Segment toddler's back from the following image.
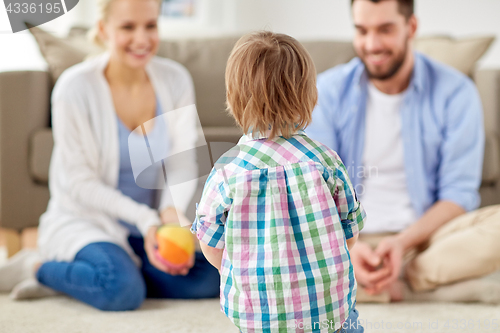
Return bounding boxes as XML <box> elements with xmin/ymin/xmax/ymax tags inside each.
<box><xmin>196</xmin><ymin>130</ymin><xmax>366</xmax><ymax>332</ymax></box>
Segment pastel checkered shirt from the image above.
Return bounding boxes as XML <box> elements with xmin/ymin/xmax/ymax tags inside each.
<box><xmin>192</xmin><ymin>131</ymin><xmax>366</xmax><ymax>332</ymax></box>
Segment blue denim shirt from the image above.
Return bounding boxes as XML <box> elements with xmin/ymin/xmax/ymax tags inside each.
<box><xmin>306</xmin><ymin>52</ymin><xmax>484</xmax><ymax>216</ymax></box>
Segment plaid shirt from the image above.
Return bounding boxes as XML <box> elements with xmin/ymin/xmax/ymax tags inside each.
<box><xmin>192</xmin><ymin>131</ymin><xmax>366</xmax><ymax>332</ymax></box>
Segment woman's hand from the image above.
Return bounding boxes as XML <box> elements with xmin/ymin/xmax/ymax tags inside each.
<box><xmin>144</xmin><ymin>225</ymin><xmax>194</xmax><ymax>276</ymax></box>
<box><xmin>157</xmin><ymin>207</ymin><xmax>198</xmax><ymax>272</ymax></box>
<box><xmin>160</xmin><ymin>206</ymin><xmax>191</xmax><ymax>226</ymax></box>
<box><xmin>161</xmin><ymin>206</ymin><xmax>202</xmax><ymax>253</ymax></box>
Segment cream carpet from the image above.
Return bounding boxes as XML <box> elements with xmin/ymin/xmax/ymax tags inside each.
<box><xmin>1</xmin><ymin>294</ymin><xmax>499</xmax><ymax>333</ymax></box>
<box><xmin>1</xmin><ymin>250</ymin><xmax>500</xmax><ymax>332</ymax></box>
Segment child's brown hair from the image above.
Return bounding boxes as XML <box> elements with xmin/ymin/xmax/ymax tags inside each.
<box><xmin>225</xmin><ymin>31</ymin><xmax>318</xmax><ymax>140</ymax></box>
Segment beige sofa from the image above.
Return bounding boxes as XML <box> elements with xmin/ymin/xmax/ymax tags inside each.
<box><xmin>0</xmin><ymin>35</ymin><xmax>499</xmax><ymax>231</ymax></box>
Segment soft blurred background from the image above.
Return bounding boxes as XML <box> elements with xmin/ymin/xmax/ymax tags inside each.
<box><xmin>1</xmin><ymin>0</ymin><xmax>500</xmax><ymax>72</ymax></box>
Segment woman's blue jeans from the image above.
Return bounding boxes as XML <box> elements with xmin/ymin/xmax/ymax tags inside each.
<box><xmin>36</xmin><ymin>236</ymin><xmax>220</xmax><ymax>311</ymax></box>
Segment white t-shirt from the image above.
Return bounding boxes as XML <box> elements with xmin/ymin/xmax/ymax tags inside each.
<box><xmin>359</xmin><ymin>82</ymin><xmax>418</xmax><ymax>234</ymax></box>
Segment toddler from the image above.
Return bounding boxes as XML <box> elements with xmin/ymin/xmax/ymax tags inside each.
<box><xmin>192</xmin><ymin>31</ymin><xmax>366</xmax><ymax>333</ymax></box>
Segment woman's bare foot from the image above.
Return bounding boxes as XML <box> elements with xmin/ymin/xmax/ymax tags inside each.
<box><xmin>33</xmin><ymin>262</ymin><xmax>42</xmax><ymax>275</ymax></box>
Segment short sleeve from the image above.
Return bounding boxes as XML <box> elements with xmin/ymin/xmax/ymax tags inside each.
<box><xmin>323</xmin><ymin>162</ymin><xmax>366</xmax><ymax>239</ymax></box>
<box><xmin>191</xmin><ymin>169</ymin><xmax>232</xmax><ymax>249</ymax></box>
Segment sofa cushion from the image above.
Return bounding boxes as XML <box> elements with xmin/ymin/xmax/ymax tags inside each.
<box><xmin>27</xmin><ymin>25</ymin><xmax>104</xmax><ymax>84</ymax></box>
<box><xmin>157</xmin><ymin>37</ymin><xmax>241</xmax><ymax>128</ymax></box>
<box><xmin>27</xmin><ymin>27</ymin><xmax>499</xmax><ymax>189</ymax></box>
<box><xmin>158</xmin><ymin>39</ymin><xmax>356</xmax><ymax>128</ymax></box>
<box><xmin>29</xmin><ymin>128</ymin><xmax>53</xmax><ymax>184</ymax></box>
<box><xmin>29</xmin><ymin>127</ymin><xmax>499</xmax><ymax>187</ymax></box>
<box><xmin>414</xmin><ymin>36</ymin><xmax>495</xmax><ymax>77</ymax></box>
<box><xmin>301</xmin><ymin>41</ymin><xmax>356</xmax><ymax>74</ymax></box>
<box><xmin>28</xmin><ymin>127</ymin><xmax>243</xmax><ymax>184</ymax></box>
<box><xmin>28</xmin><ymin>26</ymin><xmax>357</xmax><ymax>131</ymax></box>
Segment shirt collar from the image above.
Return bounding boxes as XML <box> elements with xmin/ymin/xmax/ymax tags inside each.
<box><xmin>354</xmin><ymin>51</ymin><xmax>424</xmax><ymax>93</ymax></box>
<box><xmin>238</xmin><ymin>129</ymin><xmax>306</xmax><ymax>144</ymax></box>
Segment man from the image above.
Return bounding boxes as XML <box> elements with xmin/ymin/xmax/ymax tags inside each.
<box><xmin>307</xmin><ymin>0</ymin><xmax>500</xmax><ymax>303</ymax></box>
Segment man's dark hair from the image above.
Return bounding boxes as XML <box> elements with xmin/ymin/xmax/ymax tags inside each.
<box><xmin>351</xmin><ymin>0</ymin><xmax>414</xmax><ymax>20</ymax></box>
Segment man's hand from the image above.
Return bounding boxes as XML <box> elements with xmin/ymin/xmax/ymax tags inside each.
<box><xmin>350</xmin><ymin>241</ymin><xmax>392</xmax><ymax>291</ymax></box>
<box><xmin>364</xmin><ymin>235</ymin><xmax>405</xmax><ymax>294</ymax></box>
<box><xmin>144</xmin><ymin>225</ymin><xmax>195</xmax><ymax>276</ymax></box>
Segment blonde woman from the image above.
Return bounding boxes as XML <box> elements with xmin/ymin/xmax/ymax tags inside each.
<box><xmin>4</xmin><ymin>0</ymin><xmax>219</xmax><ymax>310</ymax></box>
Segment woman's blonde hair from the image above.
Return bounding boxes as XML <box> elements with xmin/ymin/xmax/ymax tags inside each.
<box><xmin>225</xmin><ymin>31</ymin><xmax>318</xmax><ymax>140</ymax></box>
<box><xmin>88</xmin><ymin>0</ymin><xmax>162</xmax><ymax>47</ymax></box>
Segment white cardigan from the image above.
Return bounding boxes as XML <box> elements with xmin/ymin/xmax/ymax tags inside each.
<box><xmin>38</xmin><ymin>53</ymin><xmax>198</xmax><ymax>263</ymax></box>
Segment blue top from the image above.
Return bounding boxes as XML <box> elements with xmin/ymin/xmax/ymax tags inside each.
<box><xmin>306</xmin><ymin>52</ymin><xmax>484</xmax><ymax>216</ymax></box>
<box><xmin>117</xmin><ymin>99</ymin><xmax>169</xmax><ymax>236</ymax></box>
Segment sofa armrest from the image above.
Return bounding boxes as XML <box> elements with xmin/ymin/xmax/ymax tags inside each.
<box><xmin>0</xmin><ymin>70</ymin><xmax>51</xmax><ymax>230</ymax></box>
<box><xmin>474</xmin><ymin>69</ymin><xmax>500</xmax><ymax>185</ymax></box>
<box><xmin>475</xmin><ymin>69</ymin><xmax>500</xmax><ymax>142</ymax></box>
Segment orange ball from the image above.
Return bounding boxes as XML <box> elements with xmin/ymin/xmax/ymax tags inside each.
<box><xmin>155</xmin><ymin>225</ymin><xmax>195</xmax><ymax>269</ymax></box>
